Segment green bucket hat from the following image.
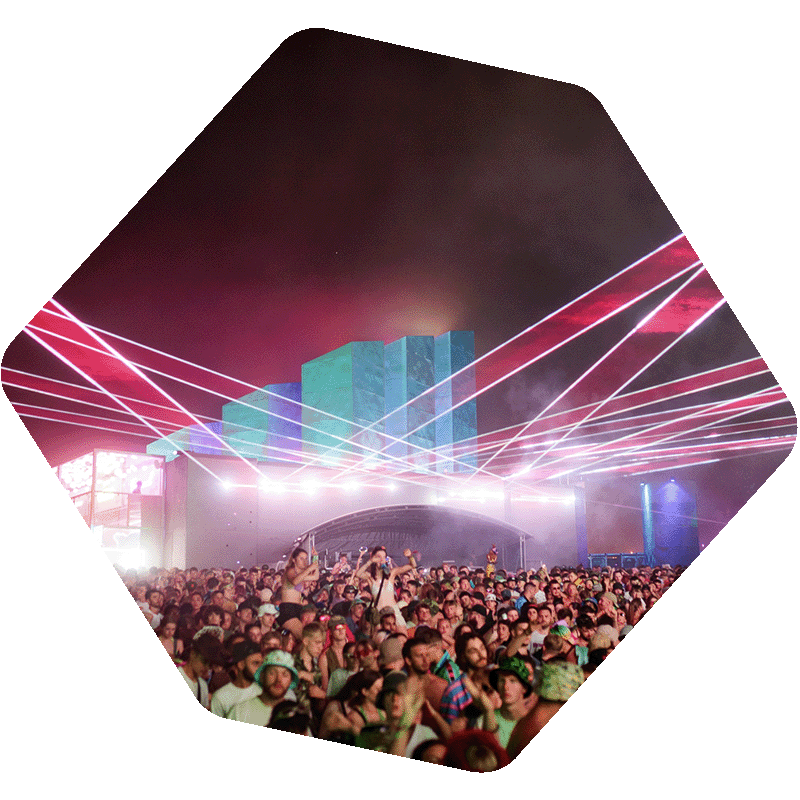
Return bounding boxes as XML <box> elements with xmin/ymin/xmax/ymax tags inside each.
<box><xmin>534</xmin><ymin>661</ymin><xmax>584</xmax><ymax>702</ymax></box>
<box><xmin>489</xmin><ymin>655</ymin><xmax>534</xmax><ymax>695</ymax></box>
<box><xmin>253</xmin><ymin>649</ymin><xmax>299</xmax><ymax>690</ymax></box>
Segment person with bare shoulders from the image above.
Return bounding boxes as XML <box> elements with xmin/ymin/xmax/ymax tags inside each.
<box><xmin>156</xmin><ymin>615</ymin><xmax>183</xmax><ymax>661</ymax></box>
<box><xmin>402</xmin><ymin>637</ymin><xmax>451</xmax><ymax>737</ymax></box>
<box><xmin>276</xmin><ymin>547</ymin><xmax>319</xmax><ymax>645</ymax></box>
<box><xmin>354</xmin><ymin>546</ymin><xmax>417</xmax><ymax>628</ymax></box>
<box><xmin>345</xmin><ymin>670</ymin><xmax>385</xmax><ymax>730</ymax></box>
<box><xmin>437</xmin><ymin>617</ymin><xmax>457</xmax><ymax>659</ymax></box>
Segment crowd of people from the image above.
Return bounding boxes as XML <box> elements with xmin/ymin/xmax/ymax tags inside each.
<box><xmin>122</xmin><ymin>545</ymin><xmax>682</xmax><ymax>771</ymax></box>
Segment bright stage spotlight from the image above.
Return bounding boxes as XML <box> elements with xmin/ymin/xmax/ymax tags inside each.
<box><xmin>221</xmin><ymin>480</ymin><xmax>233</xmax><ymax>490</ymax></box>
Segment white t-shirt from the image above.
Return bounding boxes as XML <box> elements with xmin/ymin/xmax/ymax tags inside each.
<box><xmin>404</xmin><ymin>724</ymin><xmax>438</xmax><ymax>758</ymax></box>
<box><xmin>210</xmin><ymin>681</ymin><xmax>262</xmax><ymax>718</ymax></box>
<box><xmin>528</xmin><ymin>629</ymin><xmax>548</xmax><ymax>654</ymax></box>
<box><xmin>179</xmin><ymin>666</ymin><xmax>209</xmax><ymax>709</ymax></box>
<box><xmin>226</xmin><ymin>696</ymin><xmax>275</xmax><ymax>726</ymax></box>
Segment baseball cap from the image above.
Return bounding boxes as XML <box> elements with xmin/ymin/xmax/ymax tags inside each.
<box><xmin>229</xmin><ymin>640</ymin><xmax>260</xmax><ymax>664</ymax></box>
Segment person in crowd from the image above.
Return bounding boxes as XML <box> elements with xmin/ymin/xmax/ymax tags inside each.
<box><xmin>326</xmin><ymin>641</ymin><xmax>359</xmax><ymax>698</ymax></box>
<box><xmin>439</xmin><ymin>633</ymin><xmax>496</xmax><ymax>734</ymax></box>
<box><xmin>320</xmin><ymin>615</ymin><xmax>350</xmax><ymax>692</ymax></box>
<box><xmin>210</xmin><ymin>640</ymin><xmax>264</xmax><ymax>718</ymax></box>
<box><xmin>226</xmin><ymin>649</ymin><xmax>299</xmax><ymax>726</ymax></box>
<box><xmin>378</xmin><ymin>634</ymin><xmax>406</xmax><ymax>672</ymax></box>
<box><xmin>331</xmin><ymin>552</ymin><xmax>352</xmax><ymax>576</ymax></box>
<box><xmin>276</xmin><ymin>547</ymin><xmax>319</xmax><ymax>645</ymax></box>
<box><xmin>354</xmin><ymin>546</ymin><xmax>417</xmax><ymax>628</ymax></box>
<box><xmin>442</xmin><ymin>730</ymin><xmax>509</xmax><ymax>772</ymax></box>
<box><xmin>420</xmin><ymin>627</ymin><xmax>460</xmax><ymax>684</ymax></box>
<box><xmin>344</xmin><ymin>597</ymin><xmax>366</xmax><ymax>637</ymax></box>
<box><xmin>132</xmin><ymin>553</ymin><xmax>677</xmax><ymax>765</ymax></box>
<box><xmin>379</xmin><ymin>670</ymin><xmax>442</xmax><ymax>758</ymax></box>
<box><xmin>402</xmin><ymin>637</ymin><xmax>449</xmax><ymax>714</ymax></box>
<box><xmin>155</xmin><ymin>613</ymin><xmax>183</xmax><ymax>661</ymax></box>
<box><xmin>257</xmin><ymin>603</ymin><xmax>278</xmax><ymax>636</ymax></box>
<box><xmin>506</xmin><ymin>660</ymin><xmax>585</xmax><ymax>759</ymax></box>
<box><xmin>489</xmin><ymin>655</ymin><xmax>535</xmax><ymax>749</ymax></box>
<box><xmin>293</xmin><ymin>621</ymin><xmax>326</xmax><ymax>719</ymax></box>
<box><xmin>343</xmin><ymin>669</ymin><xmax>385</xmax><ymax>731</ymax></box>
<box><xmin>267</xmin><ymin>700</ymin><xmax>313</xmax><ymax>736</ymax></box>
<box><xmin>527</xmin><ymin>604</ymin><xmax>553</xmax><ymax>656</ymax></box>
<box><xmin>177</xmin><ymin>631</ymin><xmax>225</xmax><ymax>710</ymax></box>
<box><xmin>144</xmin><ymin>588</ymin><xmax>165</xmax><ymax>629</ymax></box>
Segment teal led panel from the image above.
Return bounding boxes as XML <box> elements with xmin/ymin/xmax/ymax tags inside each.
<box><xmin>384</xmin><ymin>336</ymin><xmax>435</xmax><ymax>470</ymax></box>
<box><xmin>434</xmin><ymin>331</ymin><xmax>477</xmax><ymax>473</ymax></box>
<box><xmin>147</xmin><ymin>426</ymin><xmax>193</xmax><ymax>462</ymax></box>
<box><xmin>221</xmin><ymin>383</ymin><xmax>302</xmax><ymax>463</ymax></box>
<box><xmin>302</xmin><ymin>342</ymin><xmax>385</xmax><ymax>465</ymax></box>
<box><xmin>222</xmin><ymin>388</ymin><xmax>270</xmax><ymax>461</ymax></box>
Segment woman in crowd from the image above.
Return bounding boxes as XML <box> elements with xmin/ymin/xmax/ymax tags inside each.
<box><xmin>156</xmin><ymin>613</ymin><xmax>183</xmax><ymax>660</ymax></box>
<box><xmin>276</xmin><ymin>548</ymin><xmax>319</xmax><ymax>645</ymax></box>
<box><xmin>345</xmin><ymin>669</ymin><xmax>385</xmax><ymax>730</ymax></box>
<box><xmin>320</xmin><ymin>615</ymin><xmax>350</xmax><ymax>693</ymax></box>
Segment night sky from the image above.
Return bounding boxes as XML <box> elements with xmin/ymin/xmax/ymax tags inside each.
<box><xmin>1</xmin><ymin>29</ymin><xmax>789</xmax><ymax>550</ymax></box>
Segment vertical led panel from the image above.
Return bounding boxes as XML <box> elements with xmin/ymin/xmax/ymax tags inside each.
<box><xmin>147</xmin><ymin>426</ymin><xmax>192</xmax><ymax>462</ymax></box>
<box><xmin>434</xmin><ymin>331</ymin><xmax>477</xmax><ymax>473</ymax></box>
<box><xmin>302</xmin><ymin>342</ymin><xmax>384</xmax><ymax>465</ymax></box>
<box><xmin>641</xmin><ymin>483</ymin><xmax>655</xmax><ymax>566</ymax></box>
<box><xmin>574</xmin><ymin>484</ymin><xmax>589</xmax><ymax>567</ymax></box>
<box><xmin>222</xmin><ymin>388</ymin><xmax>270</xmax><ymax>461</ymax></box>
<box><xmin>302</xmin><ymin>343</ymin><xmax>357</xmax><ymax>464</ymax></box>
<box><xmin>384</xmin><ymin>336</ymin><xmax>435</xmax><ymax>470</ymax></box>
<box><xmin>189</xmin><ymin>421</ymin><xmax>223</xmax><ymax>455</ymax></box>
<box><xmin>649</xmin><ymin>479</ymin><xmax>700</xmax><ymax>567</ymax></box>
<box><xmin>222</xmin><ymin>383</ymin><xmax>302</xmax><ymax>463</ymax></box>
<box><xmin>266</xmin><ymin>382</ymin><xmax>302</xmax><ymax>463</ymax></box>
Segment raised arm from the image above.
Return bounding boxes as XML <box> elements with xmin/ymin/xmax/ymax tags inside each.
<box><xmin>354</xmin><ymin>550</ymin><xmax>376</xmax><ymax>582</ymax></box>
<box><xmin>289</xmin><ymin>562</ymin><xmax>320</xmax><ymax>585</ymax></box>
<box><xmin>348</xmin><ymin>549</ymin><xmax>366</xmax><ymax>584</ymax></box>
<box><xmin>390</xmin><ymin>548</ymin><xmax>418</xmax><ymax>580</ymax></box>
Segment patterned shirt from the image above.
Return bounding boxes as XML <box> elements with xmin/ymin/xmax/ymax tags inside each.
<box><xmin>293</xmin><ymin>652</ymin><xmax>322</xmax><ymax>709</ymax></box>
<box><xmin>432</xmin><ymin>651</ymin><xmax>461</xmax><ymax>684</ymax></box>
<box><xmin>439</xmin><ymin>676</ymin><xmax>473</xmax><ymax>721</ymax></box>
